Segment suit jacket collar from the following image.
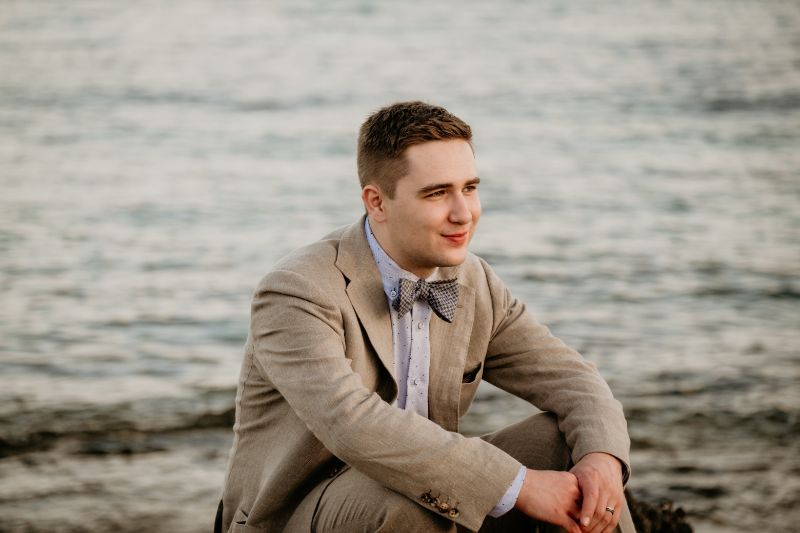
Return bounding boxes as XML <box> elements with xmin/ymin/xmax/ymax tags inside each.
<box><xmin>335</xmin><ymin>216</ymin><xmax>475</xmax><ymax>431</ymax></box>
<box><xmin>335</xmin><ymin>216</ymin><xmax>395</xmax><ymax>381</ymax></box>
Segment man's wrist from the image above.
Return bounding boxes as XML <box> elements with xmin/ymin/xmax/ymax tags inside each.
<box><xmin>580</xmin><ymin>451</ymin><xmax>629</xmax><ymax>484</ymax></box>
<box><xmin>489</xmin><ymin>465</ymin><xmax>527</xmax><ymax>517</ymax></box>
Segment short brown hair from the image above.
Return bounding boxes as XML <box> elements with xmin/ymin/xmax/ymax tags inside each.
<box><xmin>357</xmin><ymin>101</ymin><xmax>472</xmax><ymax>197</ymax></box>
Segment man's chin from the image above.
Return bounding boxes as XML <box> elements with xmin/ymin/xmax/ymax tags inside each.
<box><xmin>435</xmin><ymin>251</ymin><xmax>468</xmax><ymax>269</ymax></box>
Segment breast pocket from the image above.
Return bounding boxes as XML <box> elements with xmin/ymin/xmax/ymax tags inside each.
<box><xmin>458</xmin><ymin>361</ymin><xmax>484</xmax><ymax>417</ymax></box>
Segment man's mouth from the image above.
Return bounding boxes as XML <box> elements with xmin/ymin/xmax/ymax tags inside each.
<box><xmin>442</xmin><ymin>232</ymin><xmax>469</xmax><ymax>245</ymax></box>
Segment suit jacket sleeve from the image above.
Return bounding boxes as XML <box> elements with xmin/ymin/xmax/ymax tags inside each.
<box><xmin>251</xmin><ymin>268</ymin><xmax>522</xmax><ymax>531</ymax></box>
<box><xmin>478</xmin><ymin>258</ymin><xmax>632</xmax><ymax>480</ymax></box>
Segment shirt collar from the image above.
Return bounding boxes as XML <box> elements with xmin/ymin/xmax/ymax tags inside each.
<box><xmin>365</xmin><ymin>218</ymin><xmax>439</xmax><ymax>300</ymax></box>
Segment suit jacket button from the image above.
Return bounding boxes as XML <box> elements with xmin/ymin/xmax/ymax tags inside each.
<box><xmin>448</xmin><ymin>509</ymin><xmax>459</xmax><ymax>519</ymax></box>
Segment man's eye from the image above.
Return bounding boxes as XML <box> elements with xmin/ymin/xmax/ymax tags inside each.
<box><xmin>464</xmin><ymin>185</ymin><xmax>478</xmax><ymax>192</ymax></box>
<box><xmin>427</xmin><ymin>190</ymin><xmax>445</xmax><ymax>198</ymax></box>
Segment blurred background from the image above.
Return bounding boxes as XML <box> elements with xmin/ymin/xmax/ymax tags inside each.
<box><xmin>1</xmin><ymin>1</ymin><xmax>798</xmax><ymax>531</ymax></box>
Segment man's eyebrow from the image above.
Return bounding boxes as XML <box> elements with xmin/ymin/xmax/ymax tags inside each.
<box><xmin>417</xmin><ymin>177</ymin><xmax>480</xmax><ymax>195</ymax></box>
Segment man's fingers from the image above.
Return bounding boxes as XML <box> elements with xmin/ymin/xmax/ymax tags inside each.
<box><xmin>567</xmin><ymin>499</ymin><xmax>582</xmax><ymax>522</ymax></box>
<box><xmin>562</xmin><ymin>516</ymin><xmax>583</xmax><ymax>533</ymax></box>
<box><xmin>587</xmin><ymin>499</ymin><xmax>618</xmax><ymax>533</ymax></box>
<box><xmin>579</xmin><ymin>476</ymin><xmax>599</xmax><ymax>528</ymax></box>
<box><xmin>592</xmin><ymin>494</ymin><xmax>612</xmax><ymax>531</ymax></box>
<box><xmin>601</xmin><ymin>500</ymin><xmax>621</xmax><ymax>533</ymax></box>
<box><xmin>554</xmin><ymin>492</ymin><xmax>582</xmax><ymax>533</ymax></box>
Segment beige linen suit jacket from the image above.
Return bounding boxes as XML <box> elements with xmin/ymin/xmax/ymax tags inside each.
<box><xmin>220</xmin><ymin>216</ymin><xmax>630</xmax><ymax>532</ymax></box>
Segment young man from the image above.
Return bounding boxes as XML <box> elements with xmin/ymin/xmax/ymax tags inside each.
<box><xmin>217</xmin><ymin>102</ymin><xmax>635</xmax><ymax>533</ymax></box>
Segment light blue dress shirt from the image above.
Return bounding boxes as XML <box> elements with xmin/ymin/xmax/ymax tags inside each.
<box><xmin>365</xmin><ymin>219</ymin><xmax>526</xmax><ymax>518</ymax></box>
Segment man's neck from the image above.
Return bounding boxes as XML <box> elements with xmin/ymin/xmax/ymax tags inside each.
<box><xmin>366</xmin><ymin>218</ymin><xmax>436</xmax><ymax>279</ymax></box>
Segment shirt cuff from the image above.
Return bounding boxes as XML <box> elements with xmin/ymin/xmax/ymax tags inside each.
<box><xmin>488</xmin><ymin>465</ymin><xmax>527</xmax><ymax>518</ymax></box>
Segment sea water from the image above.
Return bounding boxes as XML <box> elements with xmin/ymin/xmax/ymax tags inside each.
<box><xmin>1</xmin><ymin>1</ymin><xmax>798</xmax><ymax>531</ymax></box>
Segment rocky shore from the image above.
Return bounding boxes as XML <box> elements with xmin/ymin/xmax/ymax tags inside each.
<box><xmin>627</xmin><ymin>491</ymin><xmax>693</xmax><ymax>533</ymax></box>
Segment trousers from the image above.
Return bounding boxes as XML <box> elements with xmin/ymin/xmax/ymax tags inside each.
<box><xmin>282</xmin><ymin>412</ymin><xmax>636</xmax><ymax>533</ymax></box>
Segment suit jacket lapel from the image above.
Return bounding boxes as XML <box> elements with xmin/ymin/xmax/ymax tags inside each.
<box><xmin>428</xmin><ymin>268</ymin><xmax>475</xmax><ymax>432</ymax></box>
<box><xmin>335</xmin><ymin>217</ymin><xmax>396</xmax><ymax>382</ymax></box>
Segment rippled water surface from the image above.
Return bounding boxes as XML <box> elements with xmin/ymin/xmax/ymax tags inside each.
<box><xmin>1</xmin><ymin>1</ymin><xmax>799</xmax><ymax>531</ymax></box>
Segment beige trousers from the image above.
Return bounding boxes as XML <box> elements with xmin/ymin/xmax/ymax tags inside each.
<box><xmin>283</xmin><ymin>413</ymin><xmax>635</xmax><ymax>533</ymax></box>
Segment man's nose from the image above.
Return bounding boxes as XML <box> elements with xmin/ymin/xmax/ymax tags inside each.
<box><xmin>448</xmin><ymin>193</ymin><xmax>471</xmax><ymax>224</ymax></box>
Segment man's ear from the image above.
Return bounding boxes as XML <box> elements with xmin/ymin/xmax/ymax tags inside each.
<box><xmin>361</xmin><ymin>184</ymin><xmax>388</xmax><ymax>222</ymax></box>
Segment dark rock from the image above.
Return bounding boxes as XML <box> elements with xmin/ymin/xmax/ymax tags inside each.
<box><xmin>626</xmin><ymin>490</ymin><xmax>693</xmax><ymax>533</ymax></box>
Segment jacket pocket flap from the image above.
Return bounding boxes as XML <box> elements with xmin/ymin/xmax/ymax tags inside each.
<box><xmin>462</xmin><ymin>361</ymin><xmax>483</xmax><ymax>383</ymax></box>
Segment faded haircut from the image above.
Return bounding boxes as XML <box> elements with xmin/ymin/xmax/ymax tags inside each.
<box><xmin>357</xmin><ymin>101</ymin><xmax>473</xmax><ymax>198</ymax></box>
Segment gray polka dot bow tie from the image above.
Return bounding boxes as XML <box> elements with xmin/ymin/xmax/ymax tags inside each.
<box><xmin>392</xmin><ymin>278</ymin><xmax>459</xmax><ymax>323</ymax></box>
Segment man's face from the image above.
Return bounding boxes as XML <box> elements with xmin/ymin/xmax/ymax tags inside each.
<box><xmin>371</xmin><ymin>139</ymin><xmax>481</xmax><ymax>278</ymax></box>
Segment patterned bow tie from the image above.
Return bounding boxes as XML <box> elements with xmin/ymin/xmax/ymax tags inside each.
<box><xmin>392</xmin><ymin>277</ymin><xmax>459</xmax><ymax>323</ymax></box>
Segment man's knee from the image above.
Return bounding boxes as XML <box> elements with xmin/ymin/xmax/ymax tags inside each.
<box><xmin>481</xmin><ymin>412</ymin><xmax>571</xmax><ymax>472</ymax></box>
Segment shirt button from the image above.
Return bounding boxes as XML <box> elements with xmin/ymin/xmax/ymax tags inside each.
<box><xmin>417</xmin><ymin>321</ymin><xmax>424</xmax><ymax>329</ymax></box>
<box><xmin>412</xmin><ymin>377</ymin><xmax>420</xmax><ymax>386</ymax></box>
<box><xmin>390</xmin><ymin>289</ymin><xmax>397</xmax><ymax>298</ymax></box>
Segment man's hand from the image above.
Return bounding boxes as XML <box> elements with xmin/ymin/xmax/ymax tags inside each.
<box><xmin>569</xmin><ymin>452</ymin><xmax>624</xmax><ymax>533</ymax></box>
<box><xmin>513</xmin><ymin>469</ymin><xmax>583</xmax><ymax>533</ymax></box>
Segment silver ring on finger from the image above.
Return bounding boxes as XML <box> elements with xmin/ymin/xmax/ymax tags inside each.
<box><xmin>605</xmin><ymin>506</ymin><xmax>615</xmax><ymax>515</ymax></box>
